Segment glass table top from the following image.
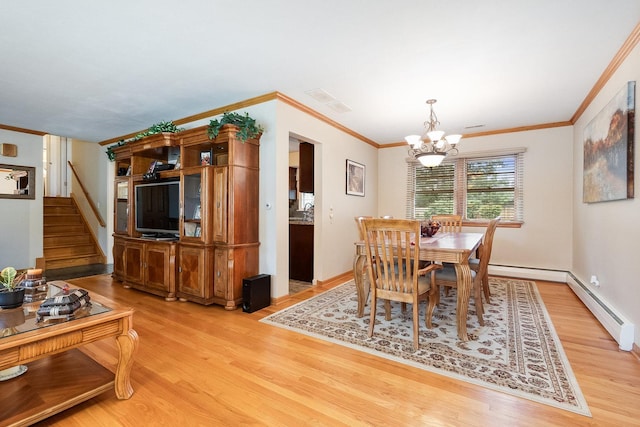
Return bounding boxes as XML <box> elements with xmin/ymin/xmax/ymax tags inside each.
<box><xmin>0</xmin><ymin>301</ymin><xmax>111</xmax><ymax>339</ymax></box>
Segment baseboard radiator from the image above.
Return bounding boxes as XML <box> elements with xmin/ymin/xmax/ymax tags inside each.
<box><xmin>488</xmin><ymin>265</ymin><xmax>635</xmax><ymax>351</ymax></box>
<box><xmin>566</xmin><ymin>273</ymin><xmax>634</xmax><ymax>351</ymax></box>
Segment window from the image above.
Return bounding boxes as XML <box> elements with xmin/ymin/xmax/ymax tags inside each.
<box><xmin>406</xmin><ymin>150</ymin><xmax>524</xmax><ymax>222</ymax></box>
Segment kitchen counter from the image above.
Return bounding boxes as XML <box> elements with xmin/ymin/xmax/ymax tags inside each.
<box><xmin>289</xmin><ymin>218</ymin><xmax>313</xmax><ymax>225</ymax></box>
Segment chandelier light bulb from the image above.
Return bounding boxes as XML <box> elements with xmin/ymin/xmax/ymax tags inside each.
<box><xmin>406</xmin><ymin>99</ymin><xmax>462</xmax><ymax>167</ymax></box>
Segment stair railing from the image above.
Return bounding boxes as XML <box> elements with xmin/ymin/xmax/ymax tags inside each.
<box><xmin>67</xmin><ymin>161</ymin><xmax>106</xmax><ymax>227</ymax></box>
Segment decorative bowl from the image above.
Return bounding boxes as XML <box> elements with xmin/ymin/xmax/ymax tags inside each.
<box><xmin>421</xmin><ymin>220</ymin><xmax>440</xmax><ymax>237</ymax></box>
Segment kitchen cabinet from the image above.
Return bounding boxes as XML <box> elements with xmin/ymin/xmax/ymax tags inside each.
<box><xmin>298</xmin><ymin>142</ymin><xmax>314</xmax><ymax>193</ymax></box>
<box><xmin>289</xmin><ymin>223</ymin><xmax>313</xmax><ymax>282</ymax></box>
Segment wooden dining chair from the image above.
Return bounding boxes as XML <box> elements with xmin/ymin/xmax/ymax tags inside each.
<box><xmin>361</xmin><ymin>218</ymin><xmax>442</xmax><ymax>350</ymax></box>
<box><xmin>469</xmin><ymin>216</ymin><xmax>501</xmax><ymax>303</ymax></box>
<box><xmin>431</xmin><ymin>214</ymin><xmax>462</xmax><ymax>233</ymax></box>
<box><xmin>354</xmin><ymin>216</ymin><xmax>373</xmax><ymax>316</ymax></box>
<box><xmin>428</xmin><ymin>216</ymin><xmax>501</xmax><ymax>327</ymax></box>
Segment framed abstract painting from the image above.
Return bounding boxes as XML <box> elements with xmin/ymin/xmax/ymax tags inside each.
<box><xmin>583</xmin><ymin>81</ymin><xmax>635</xmax><ymax>203</ymax></box>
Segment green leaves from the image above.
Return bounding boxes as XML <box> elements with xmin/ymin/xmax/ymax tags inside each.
<box><xmin>207</xmin><ymin>112</ymin><xmax>263</xmax><ymax>142</ymax></box>
<box><xmin>1</xmin><ymin>266</ymin><xmax>18</xmax><ymax>290</ymax></box>
<box><xmin>105</xmin><ymin>121</ymin><xmax>185</xmax><ymax>161</ymax></box>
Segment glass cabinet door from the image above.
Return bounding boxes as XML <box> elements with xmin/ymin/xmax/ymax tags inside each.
<box><xmin>115</xmin><ymin>180</ymin><xmax>129</xmax><ymax>234</ymax></box>
<box><xmin>182</xmin><ymin>172</ymin><xmax>202</xmax><ymax>239</ymax></box>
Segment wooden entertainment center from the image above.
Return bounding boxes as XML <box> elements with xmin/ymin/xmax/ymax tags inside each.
<box><xmin>111</xmin><ymin>125</ymin><xmax>260</xmax><ymax>309</ymax></box>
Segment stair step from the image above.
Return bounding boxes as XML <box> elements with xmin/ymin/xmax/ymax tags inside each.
<box><xmin>44</xmin><ymin>224</ymin><xmax>87</xmax><ymax>235</ymax></box>
<box><xmin>44</xmin><ymin>244</ymin><xmax>98</xmax><ymax>258</ymax></box>
<box><xmin>44</xmin><ymin>214</ymin><xmax>83</xmax><ymax>225</ymax></box>
<box><xmin>45</xmin><ymin>206</ymin><xmax>78</xmax><ymax>215</ymax></box>
<box><xmin>43</xmin><ymin>196</ymin><xmax>74</xmax><ymax>207</ymax></box>
<box><xmin>45</xmin><ymin>255</ymin><xmax>104</xmax><ymax>270</ymax></box>
<box><xmin>42</xmin><ymin>196</ymin><xmax>104</xmax><ymax>270</ymax></box>
<box><xmin>44</xmin><ymin>234</ymin><xmax>93</xmax><ymax>247</ymax></box>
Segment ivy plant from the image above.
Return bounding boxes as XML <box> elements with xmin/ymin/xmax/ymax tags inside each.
<box><xmin>105</xmin><ymin>120</ymin><xmax>184</xmax><ymax>161</ymax></box>
<box><xmin>207</xmin><ymin>112</ymin><xmax>263</xmax><ymax>142</ymax></box>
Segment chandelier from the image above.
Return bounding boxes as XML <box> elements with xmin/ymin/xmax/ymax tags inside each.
<box><xmin>406</xmin><ymin>99</ymin><xmax>462</xmax><ymax>167</ymax></box>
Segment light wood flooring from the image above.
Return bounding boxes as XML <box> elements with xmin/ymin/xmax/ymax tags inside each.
<box><xmin>28</xmin><ymin>275</ymin><xmax>640</xmax><ymax>426</ymax></box>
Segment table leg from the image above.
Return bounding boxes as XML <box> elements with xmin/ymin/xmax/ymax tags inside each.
<box><xmin>454</xmin><ymin>261</ymin><xmax>473</xmax><ymax>341</ymax></box>
<box><xmin>353</xmin><ymin>253</ymin><xmax>369</xmax><ymax>318</ymax></box>
<box><xmin>114</xmin><ymin>326</ymin><xmax>139</xmax><ymax>399</ymax></box>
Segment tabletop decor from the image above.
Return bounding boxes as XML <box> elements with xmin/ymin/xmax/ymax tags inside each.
<box><xmin>261</xmin><ymin>277</ymin><xmax>591</xmax><ymax>417</ymax></box>
<box><xmin>0</xmin><ymin>266</ymin><xmax>25</xmax><ymax>309</ymax></box>
<box><xmin>583</xmin><ymin>81</ymin><xmax>635</xmax><ymax>203</ymax></box>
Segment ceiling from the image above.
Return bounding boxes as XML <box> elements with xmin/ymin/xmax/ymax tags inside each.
<box><xmin>1</xmin><ymin>1</ymin><xmax>639</xmax><ymax>145</ymax></box>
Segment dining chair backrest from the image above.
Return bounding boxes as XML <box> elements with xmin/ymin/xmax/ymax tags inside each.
<box><xmin>355</xmin><ymin>216</ymin><xmax>373</xmax><ymax>240</ymax></box>
<box><xmin>361</xmin><ymin>217</ymin><xmax>442</xmax><ymax>350</ymax></box>
<box><xmin>477</xmin><ymin>216</ymin><xmax>501</xmax><ymax>275</ymax></box>
<box><xmin>361</xmin><ymin>218</ymin><xmax>421</xmax><ymax>295</ymax></box>
<box><xmin>431</xmin><ymin>214</ymin><xmax>462</xmax><ymax>233</ymax></box>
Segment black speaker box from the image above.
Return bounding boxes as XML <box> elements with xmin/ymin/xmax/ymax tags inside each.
<box><xmin>242</xmin><ymin>274</ymin><xmax>271</xmax><ymax>313</ymax></box>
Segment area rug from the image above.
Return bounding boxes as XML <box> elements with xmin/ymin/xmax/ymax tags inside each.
<box><xmin>261</xmin><ymin>277</ymin><xmax>591</xmax><ymax>416</ymax></box>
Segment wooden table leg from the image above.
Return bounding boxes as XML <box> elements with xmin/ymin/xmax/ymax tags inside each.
<box><xmin>454</xmin><ymin>261</ymin><xmax>473</xmax><ymax>341</ymax></box>
<box><xmin>114</xmin><ymin>324</ymin><xmax>139</xmax><ymax>399</ymax></box>
<box><xmin>353</xmin><ymin>253</ymin><xmax>369</xmax><ymax>318</ymax></box>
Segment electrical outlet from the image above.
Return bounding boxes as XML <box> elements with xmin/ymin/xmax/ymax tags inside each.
<box><xmin>590</xmin><ymin>275</ymin><xmax>600</xmax><ymax>287</ymax></box>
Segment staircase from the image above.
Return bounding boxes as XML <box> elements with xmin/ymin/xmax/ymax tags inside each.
<box><xmin>43</xmin><ymin>197</ymin><xmax>105</xmax><ymax>269</ymax></box>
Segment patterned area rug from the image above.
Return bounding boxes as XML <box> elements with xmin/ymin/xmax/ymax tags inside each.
<box><xmin>261</xmin><ymin>277</ymin><xmax>590</xmax><ymax>416</ymax></box>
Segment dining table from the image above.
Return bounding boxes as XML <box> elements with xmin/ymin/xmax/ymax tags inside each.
<box><xmin>353</xmin><ymin>231</ymin><xmax>484</xmax><ymax>341</ymax></box>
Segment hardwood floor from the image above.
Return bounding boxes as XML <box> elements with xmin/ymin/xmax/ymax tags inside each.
<box><xmin>29</xmin><ymin>275</ymin><xmax>639</xmax><ymax>426</ymax></box>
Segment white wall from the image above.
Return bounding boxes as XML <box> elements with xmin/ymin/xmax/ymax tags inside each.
<box><xmin>378</xmin><ymin>126</ymin><xmax>574</xmax><ymax>271</ymax></box>
<box><xmin>572</xmin><ymin>42</ymin><xmax>640</xmax><ymax>346</ymax></box>
<box><xmin>70</xmin><ymin>139</ymin><xmax>113</xmax><ymax>262</ymax></box>
<box><xmin>270</xmin><ymin>101</ymin><xmax>378</xmax><ymax>298</ymax></box>
<box><xmin>0</xmin><ymin>130</ymin><xmax>43</xmax><ymax>269</ymax></box>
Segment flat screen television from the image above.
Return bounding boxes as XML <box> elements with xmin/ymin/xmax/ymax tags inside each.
<box><xmin>135</xmin><ymin>180</ymin><xmax>180</xmax><ymax>236</ymax></box>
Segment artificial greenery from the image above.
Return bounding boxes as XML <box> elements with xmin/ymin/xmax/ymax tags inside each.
<box><xmin>207</xmin><ymin>112</ymin><xmax>263</xmax><ymax>142</ymax></box>
<box><xmin>106</xmin><ymin>120</ymin><xmax>184</xmax><ymax>161</ymax></box>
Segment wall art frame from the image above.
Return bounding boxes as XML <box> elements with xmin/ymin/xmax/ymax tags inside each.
<box><xmin>583</xmin><ymin>81</ymin><xmax>635</xmax><ymax>203</ymax></box>
<box><xmin>346</xmin><ymin>159</ymin><xmax>365</xmax><ymax>197</ymax></box>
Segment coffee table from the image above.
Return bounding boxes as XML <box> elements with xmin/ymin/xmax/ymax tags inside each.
<box><xmin>0</xmin><ymin>288</ymin><xmax>138</xmax><ymax>426</ymax></box>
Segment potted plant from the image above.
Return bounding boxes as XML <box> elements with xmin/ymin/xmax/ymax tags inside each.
<box><xmin>106</xmin><ymin>120</ymin><xmax>185</xmax><ymax>161</ymax></box>
<box><xmin>207</xmin><ymin>112</ymin><xmax>263</xmax><ymax>142</ymax></box>
<box><xmin>0</xmin><ymin>267</ymin><xmax>26</xmax><ymax>309</ymax></box>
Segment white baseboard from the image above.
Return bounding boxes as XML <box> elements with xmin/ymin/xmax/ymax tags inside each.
<box><xmin>488</xmin><ymin>265</ymin><xmax>567</xmax><ymax>283</ymax></box>
<box><xmin>488</xmin><ymin>265</ymin><xmax>634</xmax><ymax>351</ymax></box>
<box><xmin>566</xmin><ymin>274</ymin><xmax>634</xmax><ymax>351</ymax></box>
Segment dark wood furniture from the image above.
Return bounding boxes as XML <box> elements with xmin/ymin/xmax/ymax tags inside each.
<box><xmin>111</xmin><ymin>125</ymin><xmax>260</xmax><ymax>308</ymax></box>
<box><xmin>298</xmin><ymin>142</ymin><xmax>314</xmax><ymax>193</ymax></box>
<box><xmin>289</xmin><ymin>223</ymin><xmax>313</xmax><ymax>282</ymax></box>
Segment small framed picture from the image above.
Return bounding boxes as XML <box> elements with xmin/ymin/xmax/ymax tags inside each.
<box><xmin>193</xmin><ymin>204</ymin><xmax>201</xmax><ymax>220</ymax></box>
<box><xmin>200</xmin><ymin>150</ymin><xmax>211</xmax><ymax>166</ymax></box>
<box><xmin>346</xmin><ymin>159</ymin><xmax>365</xmax><ymax>196</ymax></box>
<box><xmin>148</xmin><ymin>160</ymin><xmax>158</xmax><ymax>173</ymax></box>
<box><xmin>194</xmin><ymin>225</ymin><xmax>201</xmax><ymax>237</ymax></box>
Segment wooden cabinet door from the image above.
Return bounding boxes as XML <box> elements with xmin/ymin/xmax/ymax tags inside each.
<box><xmin>298</xmin><ymin>142</ymin><xmax>314</xmax><ymax>193</ymax></box>
<box><xmin>212</xmin><ymin>167</ymin><xmax>228</xmax><ymax>242</ymax></box>
<box><xmin>144</xmin><ymin>242</ymin><xmax>174</xmax><ymax>293</ymax></box>
<box><xmin>177</xmin><ymin>245</ymin><xmax>211</xmax><ymax>300</ymax></box>
<box><xmin>124</xmin><ymin>241</ymin><xmax>144</xmax><ymax>284</ymax></box>
<box><xmin>213</xmin><ymin>248</ymin><xmax>229</xmax><ymax>300</ymax></box>
<box><xmin>289</xmin><ymin>224</ymin><xmax>314</xmax><ymax>282</ymax></box>
<box><xmin>112</xmin><ymin>237</ymin><xmax>126</xmax><ymax>280</ymax></box>
<box><xmin>114</xmin><ymin>179</ymin><xmax>130</xmax><ymax>235</ymax></box>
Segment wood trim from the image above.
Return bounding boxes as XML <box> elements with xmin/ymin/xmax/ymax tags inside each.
<box><xmin>100</xmin><ymin>91</ymin><xmax>380</xmax><ymax>148</ymax></box>
<box><xmin>571</xmin><ymin>21</ymin><xmax>640</xmax><ymax>124</ymax></box>
<box><xmin>274</xmin><ymin>92</ymin><xmax>380</xmax><ymax>148</ymax></box>
<box><xmin>0</xmin><ymin>123</ymin><xmax>48</xmax><ymax>136</ymax></box>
